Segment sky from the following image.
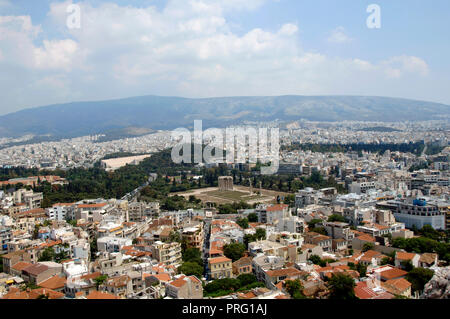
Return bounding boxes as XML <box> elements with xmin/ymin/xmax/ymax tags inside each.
<box><xmin>0</xmin><ymin>0</ymin><xmax>450</xmax><ymax>115</ymax></box>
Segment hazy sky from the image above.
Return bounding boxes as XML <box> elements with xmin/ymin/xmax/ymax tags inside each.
<box><xmin>1</xmin><ymin>0</ymin><xmax>450</xmax><ymax>115</ymax></box>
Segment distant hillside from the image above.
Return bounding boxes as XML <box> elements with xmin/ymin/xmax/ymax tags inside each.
<box><xmin>0</xmin><ymin>95</ymin><xmax>449</xmax><ymax>138</ymax></box>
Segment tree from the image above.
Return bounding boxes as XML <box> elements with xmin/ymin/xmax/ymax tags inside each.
<box><xmin>308</xmin><ymin>255</ymin><xmax>322</xmax><ymax>265</ymax></box>
<box><xmin>54</xmin><ymin>250</ymin><xmax>70</xmax><ymax>263</ymax></box>
<box><xmin>356</xmin><ymin>263</ymin><xmax>367</xmax><ymax>277</ymax></box>
<box><xmin>401</xmin><ymin>260</ymin><xmax>414</xmax><ymax>272</ymax></box>
<box><xmin>38</xmin><ymin>247</ymin><xmax>55</xmax><ymax>262</ymax></box>
<box><xmin>168</xmin><ymin>231</ymin><xmax>181</xmax><ymax>243</ymax></box>
<box><xmin>223</xmin><ymin>243</ymin><xmax>246</xmax><ymax>262</ymax></box>
<box><xmin>285</xmin><ymin>279</ymin><xmax>306</xmax><ymax>299</ymax></box>
<box><xmin>236</xmin><ymin>218</ymin><xmax>249</xmax><ymax>229</ymax></box>
<box><xmin>94</xmin><ymin>275</ymin><xmax>108</xmax><ymax>289</ymax></box>
<box><xmin>247</xmin><ymin>213</ymin><xmax>258</xmax><ymax>223</ymax></box>
<box><xmin>328</xmin><ymin>214</ymin><xmax>346</xmax><ymax>223</ymax></box>
<box><xmin>204</xmin><ymin>278</ymin><xmax>241</xmax><ymax>294</ymax></box>
<box><xmin>362</xmin><ymin>243</ymin><xmax>374</xmax><ymax>252</ymax></box>
<box><xmin>406</xmin><ymin>268</ymin><xmax>434</xmax><ymax>293</ymax></box>
<box><xmin>381</xmin><ymin>256</ymin><xmax>393</xmax><ymax>266</ymax></box>
<box><xmin>236</xmin><ymin>274</ymin><xmax>257</xmax><ymax>286</ymax></box>
<box><xmin>178</xmin><ymin>262</ymin><xmax>204</xmax><ymax>279</ymax></box>
<box><xmin>182</xmin><ymin>248</ymin><xmax>203</xmax><ymax>266</ymax></box>
<box><xmin>255</xmin><ymin>228</ymin><xmax>266</xmax><ymax>240</ymax></box>
<box><xmin>328</xmin><ymin>273</ymin><xmax>357</xmax><ymax>300</ymax></box>
<box><xmin>307</xmin><ymin>219</ymin><xmax>323</xmax><ymax>229</ymax></box>
<box><xmin>311</xmin><ymin>227</ymin><xmax>327</xmax><ymax>235</ymax></box>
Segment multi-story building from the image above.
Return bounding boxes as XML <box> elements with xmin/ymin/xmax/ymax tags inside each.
<box><xmin>151</xmin><ymin>241</ymin><xmax>182</xmax><ymax>267</ymax></box>
<box><xmin>348</xmin><ymin>181</ymin><xmax>376</xmax><ymax>194</ymax></box>
<box><xmin>322</xmin><ymin>221</ymin><xmax>355</xmax><ymax>241</ymax></box>
<box><xmin>256</xmin><ymin>204</ymin><xmax>290</xmax><ymax>225</ymax></box>
<box><xmin>303</xmin><ymin>232</ymin><xmax>332</xmax><ymax>252</ymax></box>
<box><xmin>232</xmin><ymin>256</ymin><xmax>253</xmax><ymax>277</ymax></box>
<box><xmin>165</xmin><ymin>275</ymin><xmax>203</xmax><ymax>299</ymax></box>
<box><xmin>389</xmin><ymin>198</ymin><xmax>446</xmax><ymax>230</ymax></box>
<box><xmin>127</xmin><ymin>201</ymin><xmax>160</xmax><ymax>222</ymax></box>
<box><xmin>75</xmin><ymin>201</ymin><xmax>109</xmax><ymax>222</ymax></box>
<box><xmin>181</xmin><ymin>222</ymin><xmax>204</xmax><ymax>251</ymax></box>
<box><xmin>97</xmin><ymin>237</ymin><xmax>132</xmax><ymax>253</ymax></box>
<box><xmin>276</xmin><ymin>216</ymin><xmax>306</xmax><ymax>234</ymax></box>
<box><xmin>47</xmin><ymin>203</ymin><xmax>75</xmax><ymax>221</ymax></box>
<box><xmin>208</xmin><ymin>256</ymin><xmax>232</xmax><ymax>279</ymax></box>
<box><xmin>0</xmin><ymin>226</ymin><xmax>12</xmax><ymax>253</ymax></box>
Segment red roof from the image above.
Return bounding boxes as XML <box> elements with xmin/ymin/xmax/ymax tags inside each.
<box><xmin>39</xmin><ymin>275</ymin><xmax>67</xmax><ymax>290</ymax></box>
<box><xmin>77</xmin><ymin>203</ymin><xmax>107</xmax><ymax>208</ymax></box>
<box><xmin>209</xmin><ymin>256</ymin><xmax>231</xmax><ymax>264</ymax></box>
<box><xmin>266</xmin><ymin>204</ymin><xmax>288</xmax><ymax>212</ymax></box>
<box><xmin>379</xmin><ymin>268</ymin><xmax>408</xmax><ymax>280</ymax></box>
<box><xmin>2</xmin><ymin>287</ymin><xmax>64</xmax><ymax>299</ymax></box>
<box><xmin>86</xmin><ymin>291</ymin><xmax>119</xmax><ymax>299</ymax></box>
<box><xmin>355</xmin><ymin>281</ymin><xmax>394</xmax><ymax>299</ymax></box>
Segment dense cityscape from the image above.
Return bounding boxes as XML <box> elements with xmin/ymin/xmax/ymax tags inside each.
<box><xmin>0</xmin><ymin>118</ymin><xmax>449</xmax><ymax>300</ymax></box>
<box><xmin>1</xmin><ymin>1</ymin><xmax>449</xmax><ymax>314</ymax></box>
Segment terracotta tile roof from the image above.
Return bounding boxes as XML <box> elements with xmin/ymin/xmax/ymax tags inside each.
<box><xmin>275</xmin><ymin>281</ymin><xmax>284</xmax><ymax>291</ymax></box>
<box><xmin>168</xmin><ymin>275</ymin><xmax>201</xmax><ymax>289</ymax></box>
<box><xmin>144</xmin><ymin>273</ymin><xmax>171</xmax><ymax>282</ymax></box>
<box><xmin>86</xmin><ymin>291</ymin><xmax>119</xmax><ymax>299</ymax></box>
<box><xmin>266</xmin><ymin>204</ymin><xmax>288</xmax><ymax>212</ymax></box>
<box><xmin>2</xmin><ymin>287</ymin><xmax>64</xmax><ymax>299</ymax></box>
<box><xmin>77</xmin><ymin>203</ymin><xmax>107</xmax><ymax>209</ymax></box>
<box><xmin>1</xmin><ymin>250</ymin><xmax>28</xmax><ymax>259</ymax></box>
<box><xmin>238</xmin><ymin>291</ymin><xmax>257</xmax><ymax>299</ymax></box>
<box><xmin>169</xmin><ymin>276</ymin><xmax>188</xmax><ymax>288</ymax></box>
<box><xmin>396</xmin><ymin>252</ymin><xmax>417</xmax><ymax>261</ymax></box>
<box><xmin>233</xmin><ymin>256</ymin><xmax>252</xmax><ymax>267</ymax></box>
<box><xmin>39</xmin><ymin>275</ymin><xmax>67</xmax><ymax>290</ymax></box>
<box><xmin>359</xmin><ymin>250</ymin><xmax>386</xmax><ymax>262</ymax></box>
<box><xmin>355</xmin><ymin>281</ymin><xmax>394</xmax><ymax>299</ymax></box>
<box><xmin>382</xmin><ymin>278</ymin><xmax>412</xmax><ymax>294</ymax></box>
<box><xmin>11</xmin><ymin>261</ymin><xmax>33</xmax><ymax>272</ymax></box>
<box><xmin>301</xmin><ymin>243</ymin><xmax>318</xmax><ymax>250</ymax></box>
<box><xmin>356</xmin><ymin>234</ymin><xmax>376</xmax><ymax>242</ymax></box>
<box><xmin>275</xmin><ymin>294</ymin><xmax>290</xmax><ymax>299</ymax></box>
<box><xmin>266</xmin><ymin>267</ymin><xmax>302</xmax><ymax>278</ymax></box>
<box><xmin>209</xmin><ymin>256</ymin><xmax>231</xmax><ymax>264</ymax></box>
<box><xmin>23</xmin><ymin>263</ymin><xmax>49</xmax><ymax>276</ymax></box>
<box><xmin>379</xmin><ymin>268</ymin><xmax>408</xmax><ymax>280</ymax></box>
<box><xmin>419</xmin><ymin>253</ymin><xmax>438</xmax><ymax>264</ymax></box>
<box><xmin>14</xmin><ymin>208</ymin><xmax>46</xmax><ymax>218</ymax></box>
<box><xmin>373</xmin><ymin>224</ymin><xmax>390</xmax><ymax>230</ymax></box>
<box><xmin>80</xmin><ymin>272</ymin><xmax>101</xmax><ymax>280</ymax></box>
<box><xmin>105</xmin><ymin>275</ymin><xmax>130</xmax><ymax>288</ymax></box>
<box><xmin>39</xmin><ymin>240</ymin><xmax>62</xmax><ymax>248</ymax></box>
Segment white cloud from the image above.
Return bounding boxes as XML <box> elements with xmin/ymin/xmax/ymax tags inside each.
<box><xmin>382</xmin><ymin>55</ymin><xmax>429</xmax><ymax>78</ymax></box>
<box><xmin>0</xmin><ymin>0</ymin><xmax>441</xmax><ymax>114</ymax></box>
<box><xmin>34</xmin><ymin>39</ymin><xmax>79</xmax><ymax>71</ymax></box>
<box><xmin>327</xmin><ymin>26</ymin><xmax>353</xmax><ymax>44</ymax></box>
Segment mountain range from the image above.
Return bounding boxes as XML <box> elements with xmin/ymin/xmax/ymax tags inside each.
<box><xmin>0</xmin><ymin>95</ymin><xmax>449</xmax><ymax>138</ymax></box>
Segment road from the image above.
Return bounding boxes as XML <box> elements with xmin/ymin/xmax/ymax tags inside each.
<box><xmin>202</xmin><ymin>218</ymin><xmax>211</xmax><ymax>280</ymax></box>
<box><xmin>121</xmin><ymin>180</ymin><xmax>149</xmax><ymax>201</ymax></box>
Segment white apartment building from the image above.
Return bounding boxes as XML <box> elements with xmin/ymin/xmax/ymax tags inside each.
<box><xmin>392</xmin><ymin>199</ymin><xmax>446</xmax><ymax>230</ymax></box>
<box><xmin>47</xmin><ymin>203</ymin><xmax>75</xmax><ymax>221</ymax></box>
<box><xmin>97</xmin><ymin>236</ymin><xmax>132</xmax><ymax>253</ymax></box>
